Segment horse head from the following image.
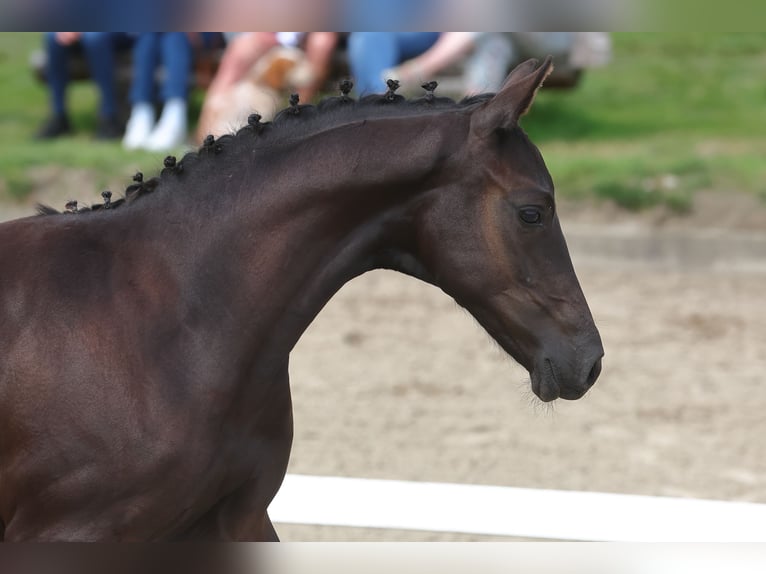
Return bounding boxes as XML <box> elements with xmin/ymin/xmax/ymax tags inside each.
<box><xmin>409</xmin><ymin>57</ymin><xmax>603</xmax><ymax>402</ymax></box>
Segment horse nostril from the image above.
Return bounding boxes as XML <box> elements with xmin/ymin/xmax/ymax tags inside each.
<box><xmin>586</xmin><ymin>357</ymin><xmax>602</xmax><ymax>388</ymax></box>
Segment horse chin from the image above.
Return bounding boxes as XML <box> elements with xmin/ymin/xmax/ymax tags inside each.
<box><xmin>530</xmin><ymin>367</ymin><xmax>560</xmax><ymax>403</ymax></box>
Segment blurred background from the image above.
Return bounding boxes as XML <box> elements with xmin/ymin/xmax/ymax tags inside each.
<box><xmin>0</xmin><ymin>32</ymin><xmax>764</xmax><ymax>543</ymax></box>
<box><xmin>0</xmin><ymin>33</ymin><xmax>763</xmax><ymax>219</ymax></box>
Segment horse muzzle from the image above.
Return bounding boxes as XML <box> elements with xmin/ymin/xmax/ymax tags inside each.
<box><xmin>530</xmin><ymin>351</ymin><xmax>603</xmax><ymax>402</ymax></box>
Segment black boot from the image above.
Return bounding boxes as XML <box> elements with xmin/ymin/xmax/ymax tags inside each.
<box><xmin>95</xmin><ymin>115</ymin><xmax>124</xmax><ymax>140</ymax></box>
<box><xmin>35</xmin><ymin>114</ymin><xmax>72</xmax><ymax>139</ymax></box>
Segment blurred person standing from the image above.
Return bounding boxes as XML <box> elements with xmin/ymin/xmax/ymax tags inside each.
<box><xmin>35</xmin><ymin>32</ymin><xmax>132</xmax><ymax>140</ymax></box>
<box><xmin>122</xmin><ymin>33</ymin><xmax>193</xmax><ymax>152</ymax></box>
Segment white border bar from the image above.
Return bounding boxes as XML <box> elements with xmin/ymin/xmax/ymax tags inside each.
<box><xmin>269</xmin><ymin>474</ymin><xmax>766</xmax><ymax>541</ymax></box>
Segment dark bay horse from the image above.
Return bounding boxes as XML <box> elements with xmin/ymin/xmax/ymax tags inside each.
<box><xmin>0</xmin><ymin>57</ymin><xmax>602</xmax><ymax>541</ymax></box>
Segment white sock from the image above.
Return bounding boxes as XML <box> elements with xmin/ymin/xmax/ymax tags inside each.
<box><xmin>122</xmin><ymin>102</ymin><xmax>155</xmax><ymax>150</ymax></box>
<box><xmin>145</xmin><ymin>98</ymin><xmax>188</xmax><ymax>152</ymax></box>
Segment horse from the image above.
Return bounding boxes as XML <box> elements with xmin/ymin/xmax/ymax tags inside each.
<box><xmin>0</xmin><ymin>57</ymin><xmax>603</xmax><ymax>541</ymax></box>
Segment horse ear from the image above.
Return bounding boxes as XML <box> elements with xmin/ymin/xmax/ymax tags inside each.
<box><xmin>471</xmin><ymin>55</ymin><xmax>554</xmax><ymax>137</ymax></box>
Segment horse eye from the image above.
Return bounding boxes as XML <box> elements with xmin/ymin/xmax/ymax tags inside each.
<box><xmin>519</xmin><ymin>207</ymin><xmax>542</xmax><ymax>225</ymax></box>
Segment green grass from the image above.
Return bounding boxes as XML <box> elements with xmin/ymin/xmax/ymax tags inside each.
<box><xmin>0</xmin><ymin>32</ymin><xmax>765</xmax><ymax>212</ymax></box>
<box><xmin>523</xmin><ymin>33</ymin><xmax>766</xmax><ymax>210</ymax></box>
<box><xmin>0</xmin><ymin>33</ymin><xmax>205</xmax><ymax>205</ymax></box>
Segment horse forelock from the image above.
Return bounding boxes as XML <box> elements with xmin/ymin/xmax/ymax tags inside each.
<box><xmin>36</xmin><ymin>87</ymin><xmax>495</xmax><ymax>218</ymax></box>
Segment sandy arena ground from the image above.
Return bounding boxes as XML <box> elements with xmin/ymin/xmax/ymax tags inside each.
<box><xmin>278</xmin><ymin>215</ymin><xmax>766</xmax><ymax>541</ymax></box>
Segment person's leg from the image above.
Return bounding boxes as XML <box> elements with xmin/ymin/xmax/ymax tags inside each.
<box><xmin>80</xmin><ymin>32</ymin><xmax>122</xmax><ymax>138</ymax></box>
<box><xmin>128</xmin><ymin>33</ymin><xmax>159</xmax><ymax>106</ymax></box>
<box><xmin>123</xmin><ymin>33</ymin><xmax>159</xmax><ymax>149</ymax></box>
<box><xmin>349</xmin><ymin>32</ymin><xmax>439</xmax><ymax>95</ymax></box>
<box><xmin>348</xmin><ymin>33</ymin><xmax>399</xmax><ymax>95</ymax></box>
<box><xmin>158</xmin><ymin>32</ymin><xmax>192</xmax><ymax>103</ymax></box>
<box><xmin>36</xmin><ymin>33</ymin><xmax>72</xmax><ymax>138</ymax></box>
<box><xmin>464</xmin><ymin>33</ymin><xmax>514</xmax><ymax>94</ymax></box>
<box><xmin>395</xmin><ymin>32</ymin><xmax>440</xmax><ymax>61</ymax></box>
<box><xmin>145</xmin><ymin>33</ymin><xmax>192</xmax><ymax>151</ymax></box>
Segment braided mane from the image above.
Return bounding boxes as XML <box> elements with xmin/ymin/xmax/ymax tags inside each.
<box><xmin>37</xmin><ymin>82</ymin><xmax>493</xmax><ymax>216</ymax></box>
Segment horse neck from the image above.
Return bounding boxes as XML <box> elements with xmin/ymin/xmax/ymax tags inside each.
<box><xmin>152</xmin><ymin>112</ymin><xmax>471</xmax><ymax>363</ymax></box>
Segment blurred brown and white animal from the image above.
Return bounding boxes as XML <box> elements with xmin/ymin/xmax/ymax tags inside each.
<box><xmin>196</xmin><ymin>45</ymin><xmax>315</xmax><ymax>142</ymax></box>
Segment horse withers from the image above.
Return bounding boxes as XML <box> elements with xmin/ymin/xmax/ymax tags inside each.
<box><xmin>0</xmin><ymin>57</ymin><xmax>602</xmax><ymax>541</ymax></box>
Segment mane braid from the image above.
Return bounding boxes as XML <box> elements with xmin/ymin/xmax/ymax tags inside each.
<box><xmin>36</xmin><ymin>85</ymin><xmax>496</xmax><ymax>217</ymax></box>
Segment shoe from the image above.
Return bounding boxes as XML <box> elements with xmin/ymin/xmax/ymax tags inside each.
<box><xmin>122</xmin><ymin>103</ymin><xmax>156</xmax><ymax>150</ymax></box>
<box><xmin>143</xmin><ymin>99</ymin><xmax>187</xmax><ymax>152</ymax></box>
<box><xmin>94</xmin><ymin>116</ymin><xmax>124</xmax><ymax>140</ymax></box>
<box><xmin>143</xmin><ymin>123</ymin><xmax>187</xmax><ymax>152</ymax></box>
<box><xmin>35</xmin><ymin>115</ymin><xmax>72</xmax><ymax>139</ymax></box>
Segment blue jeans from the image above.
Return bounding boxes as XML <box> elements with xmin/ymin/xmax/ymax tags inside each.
<box><xmin>45</xmin><ymin>32</ymin><xmax>132</xmax><ymax>118</ymax></box>
<box><xmin>466</xmin><ymin>33</ymin><xmax>575</xmax><ymax>93</ymax></box>
<box><xmin>348</xmin><ymin>32</ymin><xmax>440</xmax><ymax>95</ymax></box>
<box><xmin>129</xmin><ymin>33</ymin><xmax>192</xmax><ymax>104</ymax></box>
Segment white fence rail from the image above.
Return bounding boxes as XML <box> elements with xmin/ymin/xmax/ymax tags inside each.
<box><xmin>270</xmin><ymin>474</ymin><xmax>766</xmax><ymax>542</ymax></box>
